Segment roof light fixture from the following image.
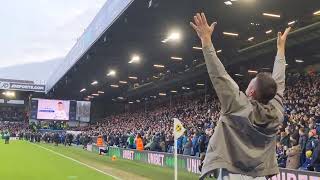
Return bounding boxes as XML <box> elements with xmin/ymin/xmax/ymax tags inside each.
<box><xmin>91</xmin><ymin>81</ymin><xmax>98</xmax><ymax>85</ymax></box>
<box><xmin>193</xmin><ymin>46</ymin><xmax>202</xmax><ymax>50</ymax></box>
<box><xmin>263</xmin><ymin>13</ymin><xmax>281</xmax><ymax>18</ymax></box>
<box><xmin>2</xmin><ymin>91</ymin><xmax>15</xmax><ymax>97</ymax></box>
<box><xmin>153</xmin><ymin>64</ymin><xmax>165</xmax><ymax>68</ymax></box>
<box><xmin>265</xmin><ymin>29</ymin><xmax>273</xmax><ymax>34</ymax></box>
<box><xmin>313</xmin><ymin>10</ymin><xmax>320</xmax><ymax>16</ymax></box>
<box><xmin>223</xmin><ymin>32</ymin><xmax>239</xmax><ymax>37</ymax></box>
<box><xmin>119</xmin><ymin>81</ymin><xmax>128</xmax><ymax>84</ymax></box>
<box><xmin>128</xmin><ymin>55</ymin><xmax>140</xmax><ymax>64</ymax></box>
<box><xmin>288</xmin><ymin>20</ymin><xmax>296</xmax><ymax>26</ymax></box>
<box><xmin>128</xmin><ymin>76</ymin><xmax>138</xmax><ymax>80</ymax></box>
<box><xmin>224</xmin><ymin>1</ymin><xmax>232</xmax><ymax>5</ymax></box>
<box><xmin>110</xmin><ymin>84</ymin><xmax>119</xmax><ymax>88</ymax></box>
<box><xmin>248</xmin><ymin>37</ymin><xmax>254</xmax><ymax>41</ymax></box>
<box><xmin>248</xmin><ymin>70</ymin><xmax>258</xmax><ymax>73</ymax></box>
<box><xmin>162</xmin><ymin>31</ymin><xmax>181</xmax><ymax>43</ymax></box>
<box><xmin>107</xmin><ymin>70</ymin><xmax>116</xmax><ymax>77</ymax></box>
<box><xmin>80</xmin><ymin>88</ymin><xmax>86</xmax><ymax>92</ymax></box>
<box><xmin>171</xmin><ymin>56</ymin><xmax>183</xmax><ymax>60</ymax></box>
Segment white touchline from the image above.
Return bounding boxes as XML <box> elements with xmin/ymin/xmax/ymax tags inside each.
<box><xmin>33</xmin><ymin>144</ymin><xmax>122</xmax><ymax>180</ymax></box>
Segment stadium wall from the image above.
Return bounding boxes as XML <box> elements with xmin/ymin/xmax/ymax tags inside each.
<box><xmin>88</xmin><ymin>145</ymin><xmax>320</xmax><ymax>179</ymax></box>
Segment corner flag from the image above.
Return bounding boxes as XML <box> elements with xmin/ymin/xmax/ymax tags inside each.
<box><xmin>173</xmin><ymin>118</ymin><xmax>185</xmax><ymax>180</ymax></box>
<box><xmin>173</xmin><ymin>118</ymin><xmax>185</xmax><ymax>140</ymax></box>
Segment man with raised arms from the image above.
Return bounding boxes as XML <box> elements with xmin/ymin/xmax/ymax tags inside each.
<box><xmin>190</xmin><ymin>13</ymin><xmax>290</xmax><ymax>180</ymax></box>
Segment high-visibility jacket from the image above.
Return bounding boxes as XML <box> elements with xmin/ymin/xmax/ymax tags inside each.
<box><xmin>136</xmin><ymin>137</ymin><xmax>144</xmax><ymax>151</ymax></box>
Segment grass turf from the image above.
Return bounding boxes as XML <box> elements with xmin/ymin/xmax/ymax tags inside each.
<box><xmin>0</xmin><ymin>140</ymin><xmax>200</xmax><ymax>180</ymax></box>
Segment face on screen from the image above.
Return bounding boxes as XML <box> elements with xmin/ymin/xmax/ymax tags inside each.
<box><xmin>57</xmin><ymin>102</ymin><xmax>64</xmax><ymax>111</ymax></box>
<box><xmin>36</xmin><ymin>99</ymin><xmax>70</xmax><ymax>120</ymax></box>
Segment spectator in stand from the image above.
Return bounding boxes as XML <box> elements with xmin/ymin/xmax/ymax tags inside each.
<box><xmin>191</xmin><ymin>132</ymin><xmax>199</xmax><ymax>156</ymax></box>
<box><xmin>127</xmin><ymin>134</ymin><xmax>135</xmax><ymax>149</ymax></box>
<box><xmin>183</xmin><ymin>136</ymin><xmax>192</xmax><ymax>156</ymax></box>
<box><xmin>286</xmin><ymin>140</ymin><xmax>301</xmax><ymax>169</ymax></box>
<box><xmin>300</xmin><ymin>150</ymin><xmax>313</xmax><ymax>171</ymax></box>
<box><xmin>299</xmin><ymin>127</ymin><xmax>308</xmax><ymax>165</ymax></box>
<box><xmin>311</xmin><ymin>141</ymin><xmax>320</xmax><ymax>172</ymax></box>
<box><xmin>160</xmin><ymin>136</ymin><xmax>166</xmax><ymax>152</ymax></box>
<box><xmin>280</xmin><ymin>132</ymin><xmax>290</xmax><ymax>148</ymax></box>
<box><xmin>306</xmin><ymin>129</ymin><xmax>318</xmax><ymax>152</ymax></box>
<box><xmin>136</xmin><ymin>133</ymin><xmax>144</xmax><ymax>151</ymax></box>
<box><xmin>299</xmin><ymin>128</ymin><xmax>308</xmax><ymax>150</ymax></box>
<box><xmin>276</xmin><ymin>142</ymin><xmax>287</xmax><ymax>168</ymax></box>
<box><xmin>198</xmin><ymin>131</ymin><xmax>207</xmax><ymax>157</ymax></box>
<box><xmin>177</xmin><ymin>136</ymin><xmax>183</xmax><ymax>154</ymax></box>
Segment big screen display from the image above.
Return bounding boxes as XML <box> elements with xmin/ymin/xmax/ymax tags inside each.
<box><xmin>76</xmin><ymin>101</ymin><xmax>91</xmax><ymax>122</ymax></box>
<box><xmin>37</xmin><ymin>99</ymin><xmax>70</xmax><ymax>120</ymax></box>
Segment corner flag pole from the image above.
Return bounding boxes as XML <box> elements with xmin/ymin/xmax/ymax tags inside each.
<box><xmin>174</xmin><ymin>138</ymin><xmax>178</xmax><ymax>180</ymax></box>
<box><xmin>173</xmin><ymin>118</ymin><xmax>185</xmax><ymax>180</ymax></box>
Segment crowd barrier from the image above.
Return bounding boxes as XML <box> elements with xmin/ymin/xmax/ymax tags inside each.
<box><xmin>89</xmin><ymin>144</ymin><xmax>201</xmax><ymax>174</ymax></box>
<box><xmin>90</xmin><ymin>145</ymin><xmax>320</xmax><ymax>179</ymax></box>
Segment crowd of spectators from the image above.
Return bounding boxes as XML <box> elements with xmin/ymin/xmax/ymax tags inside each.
<box><xmin>0</xmin><ymin>73</ymin><xmax>319</xmax><ymax>171</ymax></box>
<box><xmin>85</xmin><ymin>73</ymin><xmax>320</xmax><ymax>171</ymax></box>
<box><xmin>0</xmin><ymin>121</ymin><xmax>29</xmax><ymax>137</ymax></box>
<box><xmin>77</xmin><ymin>94</ymin><xmax>219</xmax><ymax>155</ymax></box>
<box><xmin>0</xmin><ymin>106</ymin><xmax>25</xmax><ymax>121</ymax></box>
<box><xmin>276</xmin><ymin>73</ymin><xmax>320</xmax><ymax>171</ymax></box>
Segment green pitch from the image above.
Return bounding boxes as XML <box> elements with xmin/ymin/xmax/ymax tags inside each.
<box><xmin>0</xmin><ymin>140</ymin><xmax>199</xmax><ymax>180</ymax></box>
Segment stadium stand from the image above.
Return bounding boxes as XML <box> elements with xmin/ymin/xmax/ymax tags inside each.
<box><xmin>1</xmin><ymin>72</ymin><xmax>319</xmax><ymax>171</ymax></box>
<box><xmin>1</xmin><ymin>1</ymin><xmax>320</xmax><ymax>179</ymax></box>
<box><xmin>0</xmin><ymin>106</ymin><xmax>25</xmax><ymax>122</ymax></box>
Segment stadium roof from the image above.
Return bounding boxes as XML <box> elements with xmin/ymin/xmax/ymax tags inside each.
<box><xmin>48</xmin><ymin>0</ymin><xmax>320</xmax><ymax>103</ymax></box>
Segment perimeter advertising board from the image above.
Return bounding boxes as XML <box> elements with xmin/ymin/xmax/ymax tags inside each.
<box><xmin>90</xmin><ymin>145</ymin><xmax>320</xmax><ymax>179</ymax></box>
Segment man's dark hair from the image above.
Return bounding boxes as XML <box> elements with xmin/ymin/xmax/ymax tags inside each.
<box><xmin>255</xmin><ymin>72</ymin><xmax>277</xmax><ymax>104</ymax></box>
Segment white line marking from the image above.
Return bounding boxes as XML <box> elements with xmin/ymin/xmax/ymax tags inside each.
<box><xmin>33</xmin><ymin>144</ymin><xmax>122</xmax><ymax>180</ymax></box>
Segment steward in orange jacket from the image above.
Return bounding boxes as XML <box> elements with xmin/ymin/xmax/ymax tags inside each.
<box><xmin>136</xmin><ymin>133</ymin><xmax>144</xmax><ymax>151</ymax></box>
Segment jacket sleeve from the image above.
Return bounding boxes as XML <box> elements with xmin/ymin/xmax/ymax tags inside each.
<box><xmin>203</xmin><ymin>44</ymin><xmax>249</xmax><ymax>114</ymax></box>
<box><xmin>303</xmin><ymin>137</ymin><xmax>307</xmax><ymax>149</ymax></box>
<box><xmin>287</xmin><ymin>148</ymin><xmax>299</xmax><ymax>157</ymax></box>
<box><xmin>270</xmin><ymin>55</ymin><xmax>286</xmax><ymax>115</ymax></box>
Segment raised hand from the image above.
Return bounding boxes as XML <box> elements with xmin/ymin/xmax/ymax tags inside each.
<box><xmin>277</xmin><ymin>27</ymin><xmax>291</xmax><ymax>56</ymax></box>
<box><xmin>190</xmin><ymin>13</ymin><xmax>217</xmax><ymax>47</ymax></box>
